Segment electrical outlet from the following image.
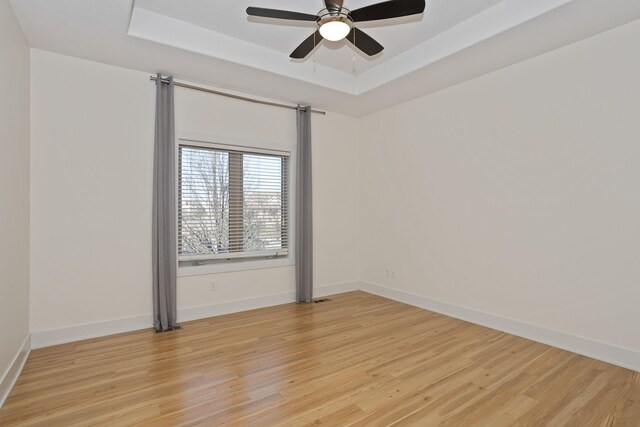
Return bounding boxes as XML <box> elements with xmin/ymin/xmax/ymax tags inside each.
<box><xmin>209</xmin><ymin>281</ymin><xmax>217</xmax><ymax>292</ymax></box>
<box><xmin>386</xmin><ymin>268</ymin><xmax>396</xmax><ymax>279</ymax></box>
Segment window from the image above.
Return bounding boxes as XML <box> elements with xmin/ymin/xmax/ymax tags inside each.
<box><xmin>178</xmin><ymin>142</ymin><xmax>289</xmax><ymax>263</ymax></box>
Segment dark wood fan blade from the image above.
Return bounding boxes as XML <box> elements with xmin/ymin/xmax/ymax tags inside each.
<box><xmin>290</xmin><ymin>31</ymin><xmax>323</xmax><ymax>59</ymax></box>
<box><xmin>350</xmin><ymin>0</ymin><xmax>425</xmax><ymax>22</ymax></box>
<box><xmin>346</xmin><ymin>27</ymin><xmax>383</xmax><ymax>56</ymax></box>
<box><xmin>246</xmin><ymin>7</ymin><xmax>318</xmax><ymax>22</ymax></box>
<box><xmin>325</xmin><ymin>0</ymin><xmax>344</xmax><ymax>15</ymax></box>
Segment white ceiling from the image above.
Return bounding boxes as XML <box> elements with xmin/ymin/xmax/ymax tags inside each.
<box><xmin>9</xmin><ymin>0</ymin><xmax>640</xmax><ymax>116</ymax></box>
<box><xmin>133</xmin><ymin>0</ymin><xmax>504</xmax><ymax>75</ymax></box>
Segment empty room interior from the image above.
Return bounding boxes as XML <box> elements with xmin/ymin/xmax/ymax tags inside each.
<box><xmin>1</xmin><ymin>0</ymin><xmax>640</xmax><ymax>425</ymax></box>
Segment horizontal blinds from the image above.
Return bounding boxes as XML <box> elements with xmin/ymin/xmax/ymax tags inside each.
<box><xmin>178</xmin><ymin>145</ymin><xmax>289</xmax><ymax>260</ymax></box>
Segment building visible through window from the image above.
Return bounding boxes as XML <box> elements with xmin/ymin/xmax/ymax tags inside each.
<box><xmin>178</xmin><ymin>143</ymin><xmax>289</xmax><ymax>262</ymax></box>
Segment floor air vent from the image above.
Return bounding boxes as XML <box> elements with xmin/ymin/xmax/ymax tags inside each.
<box><xmin>313</xmin><ymin>298</ymin><xmax>330</xmax><ymax>304</ymax></box>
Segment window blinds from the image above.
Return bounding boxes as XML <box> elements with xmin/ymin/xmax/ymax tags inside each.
<box><xmin>178</xmin><ymin>143</ymin><xmax>289</xmax><ymax>261</ymax></box>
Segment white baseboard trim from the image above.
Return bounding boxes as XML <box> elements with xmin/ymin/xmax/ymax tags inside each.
<box><xmin>178</xmin><ymin>281</ymin><xmax>359</xmax><ymax>322</ymax></box>
<box><xmin>24</xmin><ymin>280</ymin><xmax>640</xmax><ymax>373</ymax></box>
<box><xmin>30</xmin><ymin>281</ymin><xmax>359</xmax><ymax>349</ymax></box>
<box><xmin>315</xmin><ymin>281</ymin><xmax>360</xmax><ymax>297</ymax></box>
<box><xmin>178</xmin><ymin>292</ymin><xmax>296</xmax><ymax>323</ymax></box>
<box><xmin>0</xmin><ymin>334</ymin><xmax>31</xmax><ymax>409</ymax></box>
<box><xmin>359</xmin><ymin>281</ymin><xmax>640</xmax><ymax>372</ymax></box>
<box><xmin>31</xmin><ymin>314</ymin><xmax>152</xmax><ymax>349</ymax></box>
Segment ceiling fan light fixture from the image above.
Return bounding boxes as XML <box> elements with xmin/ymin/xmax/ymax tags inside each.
<box><xmin>319</xmin><ymin>20</ymin><xmax>351</xmax><ymax>41</ymax></box>
<box><xmin>247</xmin><ymin>0</ymin><xmax>426</xmax><ymax>58</ymax></box>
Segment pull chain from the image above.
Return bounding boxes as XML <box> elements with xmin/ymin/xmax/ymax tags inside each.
<box><xmin>313</xmin><ymin>30</ymin><xmax>317</xmax><ymax>73</ymax></box>
<box><xmin>351</xmin><ymin>28</ymin><xmax>358</xmax><ymax>76</ymax></box>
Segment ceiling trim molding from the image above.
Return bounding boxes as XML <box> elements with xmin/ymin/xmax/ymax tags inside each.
<box><xmin>129</xmin><ymin>0</ymin><xmax>572</xmax><ymax>95</ymax></box>
<box><xmin>128</xmin><ymin>7</ymin><xmax>358</xmax><ymax>94</ymax></box>
<box><xmin>10</xmin><ymin>0</ymin><xmax>639</xmax><ymax>115</ymax></box>
<box><xmin>355</xmin><ymin>0</ymin><xmax>572</xmax><ymax>94</ymax></box>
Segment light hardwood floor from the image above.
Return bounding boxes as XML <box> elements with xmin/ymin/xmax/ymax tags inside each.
<box><xmin>1</xmin><ymin>291</ymin><xmax>638</xmax><ymax>426</ymax></box>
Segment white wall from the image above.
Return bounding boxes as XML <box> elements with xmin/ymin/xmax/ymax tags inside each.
<box><xmin>27</xmin><ymin>16</ymin><xmax>640</xmax><ymax>368</ymax></box>
<box><xmin>30</xmin><ymin>50</ymin><xmax>359</xmax><ymax>335</ymax></box>
<box><xmin>0</xmin><ymin>0</ymin><xmax>30</xmax><ymax>385</ymax></box>
<box><xmin>359</xmin><ymin>20</ymin><xmax>640</xmax><ymax>353</ymax></box>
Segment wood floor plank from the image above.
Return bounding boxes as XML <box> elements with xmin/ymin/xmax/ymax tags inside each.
<box><xmin>0</xmin><ymin>291</ymin><xmax>637</xmax><ymax>426</ymax></box>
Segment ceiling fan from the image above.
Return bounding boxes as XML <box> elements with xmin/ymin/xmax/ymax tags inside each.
<box><xmin>246</xmin><ymin>0</ymin><xmax>426</xmax><ymax>59</ymax></box>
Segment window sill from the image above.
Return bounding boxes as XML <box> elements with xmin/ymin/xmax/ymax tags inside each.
<box><xmin>177</xmin><ymin>256</ymin><xmax>294</xmax><ymax>277</ymax></box>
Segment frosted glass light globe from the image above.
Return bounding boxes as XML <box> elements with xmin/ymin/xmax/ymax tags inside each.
<box><xmin>319</xmin><ymin>20</ymin><xmax>350</xmax><ymax>41</ymax></box>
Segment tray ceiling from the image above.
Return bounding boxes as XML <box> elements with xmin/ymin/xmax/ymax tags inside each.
<box><xmin>10</xmin><ymin>0</ymin><xmax>640</xmax><ymax>115</ymax></box>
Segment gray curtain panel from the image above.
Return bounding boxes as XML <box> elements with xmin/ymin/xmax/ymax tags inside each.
<box><xmin>152</xmin><ymin>74</ymin><xmax>178</xmax><ymax>332</ymax></box>
<box><xmin>296</xmin><ymin>106</ymin><xmax>313</xmax><ymax>303</ymax></box>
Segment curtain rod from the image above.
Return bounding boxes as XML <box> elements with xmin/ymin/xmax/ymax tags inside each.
<box><xmin>149</xmin><ymin>76</ymin><xmax>326</xmax><ymax>115</ymax></box>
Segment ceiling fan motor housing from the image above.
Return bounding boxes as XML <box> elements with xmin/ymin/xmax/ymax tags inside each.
<box><xmin>317</xmin><ymin>7</ymin><xmax>352</xmax><ymax>26</ymax></box>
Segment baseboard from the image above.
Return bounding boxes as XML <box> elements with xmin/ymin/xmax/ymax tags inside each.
<box><xmin>314</xmin><ymin>281</ymin><xmax>360</xmax><ymax>297</ymax></box>
<box><xmin>178</xmin><ymin>291</ymin><xmax>296</xmax><ymax>323</ymax></box>
<box><xmin>24</xmin><ymin>280</ymin><xmax>640</xmax><ymax>372</ymax></box>
<box><xmin>178</xmin><ymin>281</ymin><xmax>359</xmax><ymax>322</ymax></box>
<box><xmin>0</xmin><ymin>334</ymin><xmax>31</xmax><ymax>409</ymax></box>
<box><xmin>31</xmin><ymin>314</ymin><xmax>152</xmax><ymax>349</ymax></box>
<box><xmin>30</xmin><ymin>281</ymin><xmax>359</xmax><ymax>349</ymax></box>
<box><xmin>359</xmin><ymin>281</ymin><xmax>640</xmax><ymax>372</ymax></box>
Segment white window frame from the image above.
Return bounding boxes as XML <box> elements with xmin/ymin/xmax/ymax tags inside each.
<box><xmin>176</xmin><ymin>133</ymin><xmax>295</xmax><ymax>277</ymax></box>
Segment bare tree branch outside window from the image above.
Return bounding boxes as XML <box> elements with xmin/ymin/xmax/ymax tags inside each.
<box><xmin>178</xmin><ymin>146</ymin><xmax>288</xmax><ymax>260</ymax></box>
